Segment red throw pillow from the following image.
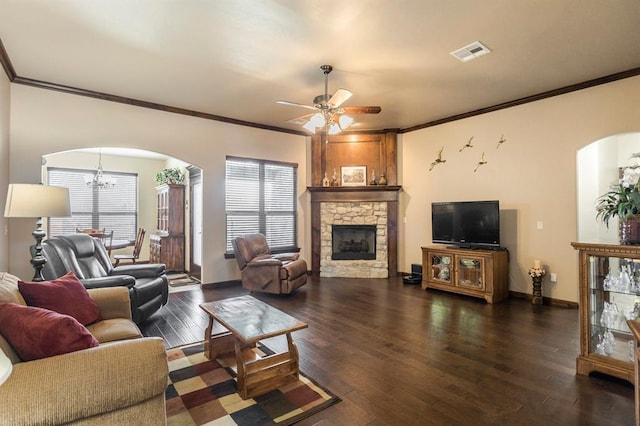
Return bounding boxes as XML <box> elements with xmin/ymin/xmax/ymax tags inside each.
<box><xmin>0</xmin><ymin>303</ymin><xmax>99</xmax><ymax>361</ymax></box>
<box><xmin>18</xmin><ymin>271</ymin><xmax>102</xmax><ymax>325</ymax></box>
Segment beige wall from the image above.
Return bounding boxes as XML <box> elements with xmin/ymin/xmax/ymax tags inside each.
<box><xmin>7</xmin><ymin>84</ymin><xmax>309</xmax><ymax>283</ymax></box>
<box><xmin>0</xmin><ymin>72</ymin><xmax>9</xmax><ymax>271</ymax></box>
<box><xmin>5</xmin><ymin>74</ymin><xmax>640</xmax><ymax>302</ymax></box>
<box><xmin>400</xmin><ymin>75</ymin><xmax>640</xmax><ymax>303</ymax></box>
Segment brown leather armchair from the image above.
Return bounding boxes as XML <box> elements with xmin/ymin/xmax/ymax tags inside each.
<box><xmin>232</xmin><ymin>233</ymin><xmax>307</xmax><ymax>294</ymax></box>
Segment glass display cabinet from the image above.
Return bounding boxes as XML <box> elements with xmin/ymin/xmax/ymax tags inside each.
<box><xmin>571</xmin><ymin>242</ymin><xmax>640</xmax><ymax>384</ymax></box>
<box><xmin>421</xmin><ymin>245</ymin><xmax>509</xmax><ymax>303</ymax></box>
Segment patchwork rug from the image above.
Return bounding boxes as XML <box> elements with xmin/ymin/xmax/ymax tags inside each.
<box><xmin>166</xmin><ymin>342</ymin><xmax>340</xmax><ymax>425</ymax></box>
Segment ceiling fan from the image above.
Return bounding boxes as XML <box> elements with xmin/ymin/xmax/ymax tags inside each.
<box><xmin>276</xmin><ymin>65</ymin><xmax>381</xmax><ymax>135</ymax></box>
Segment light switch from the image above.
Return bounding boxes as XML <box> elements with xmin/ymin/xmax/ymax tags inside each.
<box><xmin>550</xmin><ymin>273</ymin><xmax>557</xmax><ymax>282</ymax></box>
<box><xmin>537</xmin><ymin>221</ymin><xmax>543</xmax><ymax>230</ymax></box>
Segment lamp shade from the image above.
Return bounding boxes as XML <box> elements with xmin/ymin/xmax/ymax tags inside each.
<box><xmin>4</xmin><ymin>184</ymin><xmax>71</xmax><ymax>218</ymax></box>
<box><xmin>0</xmin><ymin>347</ymin><xmax>12</xmax><ymax>385</ymax></box>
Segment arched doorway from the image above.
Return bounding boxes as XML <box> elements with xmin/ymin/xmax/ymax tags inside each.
<box><xmin>577</xmin><ymin>132</ymin><xmax>640</xmax><ymax>243</ymax></box>
<box><xmin>42</xmin><ymin>148</ymin><xmax>203</xmax><ymax>279</ymax></box>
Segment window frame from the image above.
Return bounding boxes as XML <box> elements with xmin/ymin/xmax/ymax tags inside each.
<box><xmin>224</xmin><ymin>156</ymin><xmax>299</xmax><ymax>257</ymax></box>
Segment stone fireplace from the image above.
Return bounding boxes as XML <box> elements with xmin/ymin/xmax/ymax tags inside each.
<box><xmin>309</xmin><ymin>186</ymin><xmax>401</xmax><ymax>278</ymax></box>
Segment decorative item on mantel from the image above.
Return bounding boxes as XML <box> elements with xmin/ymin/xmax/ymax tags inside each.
<box><xmin>378</xmin><ymin>173</ymin><xmax>387</xmax><ymax>185</ymax></box>
<box><xmin>322</xmin><ymin>173</ymin><xmax>330</xmax><ymax>187</ymax></box>
<box><xmin>330</xmin><ymin>168</ymin><xmax>339</xmax><ymax>186</ymax></box>
<box><xmin>529</xmin><ymin>259</ymin><xmax>546</xmax><ymax>305</ymax></box>
<box><xmin>596</xmin><ymin>153</ymin><xmax>640</xmax><ymax>244</ymax></box>
<box><xmin>369</xmin><ymin>169</ymin><xmax>377</xmax><ymax>185</ymax></box>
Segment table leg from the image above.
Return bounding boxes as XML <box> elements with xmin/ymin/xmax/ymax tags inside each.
<box><xmin>203</xmin><ymin>317</ymin><xmax>214</xmax><ymax>360</ymax></box>
<box><xmin>287</xmin><ymin>333</ymin><xmax>300</xmax><ymax>379</ymax></box>
<box><xmin>235</xmin><ymin>338</ymin><xmax>247</xmax><ymax>399</ymax></box>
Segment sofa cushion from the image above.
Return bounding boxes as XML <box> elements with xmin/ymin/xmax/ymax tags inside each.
<box><xmin>18</xmin><ymin>271</ymin><xmax>102</xmax><ymax>326</ymax></box>
<box><xmin>86</xmin><ymin>318</ymin><xmax>142</xmax><ymax>343</ymax></box>
<box><xmin>0</xmin><ymin>303</ymin><xmax>99</xmax><ymax>361</ymax></box>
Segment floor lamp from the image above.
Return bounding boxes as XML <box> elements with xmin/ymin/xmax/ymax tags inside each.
<box><xmin>4</xmin><ymin>184</ymin><xmax>71</xmax><ymax>282</ymax></box>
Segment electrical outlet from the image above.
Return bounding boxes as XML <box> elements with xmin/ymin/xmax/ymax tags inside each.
<box><xmin>550</xmin><ymin>273</ymin><xmax>557</xmax><ymax>282</ymax></box>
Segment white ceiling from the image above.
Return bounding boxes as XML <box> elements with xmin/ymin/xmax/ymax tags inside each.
<box><xmin>1</xmin><ymin>0</ymin><xmax>639</xmax><ymax>133</ymax></box>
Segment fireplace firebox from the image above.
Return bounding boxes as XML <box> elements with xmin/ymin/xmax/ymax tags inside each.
<box><xmin>332</xmin><ymin>225</ymin><xmax>376</xmax><ymax>260</ymax></box>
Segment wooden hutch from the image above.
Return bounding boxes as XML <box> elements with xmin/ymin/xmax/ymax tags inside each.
<box><xmin>150</xmin><ymin>183</ymin><xmax>185</xmax><ymax>272</ymax></box>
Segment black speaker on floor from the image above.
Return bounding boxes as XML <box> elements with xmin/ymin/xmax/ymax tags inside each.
<box><xmin>403</xmin><ymin>263</ymin><xmax>422</xmax><ymax>285</ymax></box>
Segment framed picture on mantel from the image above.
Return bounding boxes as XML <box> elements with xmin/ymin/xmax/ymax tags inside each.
<box><xmin>341</xmin><ymin>166</ymin><xmax>366</xmax><ymax>186</ymax></box>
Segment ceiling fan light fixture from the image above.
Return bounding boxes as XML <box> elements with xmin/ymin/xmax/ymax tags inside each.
<box><xmin>311</xmin><ymin>112</ymin><xmax>326</xmax><ymax>127</ymax></box>
<box><xmin>302</xmin><ymin>120</ymin><xmax>317</xmax><ymax>133</ymax></box>
<box><xmin>328</xmin><ymin>123</ymin><xmax>341</xmax><ymax>135</ymax></box>
<box><xmin>338</xmin><ymin>114</ymin><xmax>354</xmax><ymax>130</ymax></box>
<box><xmin>277</xmin><ymin>65</ymin><xmax>381</xmax><ymax>135</ymax></box>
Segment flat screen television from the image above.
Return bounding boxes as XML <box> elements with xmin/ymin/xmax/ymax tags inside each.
<box><xmin>431</xmin><ymin>200</ymin><xmax>501</xmax><ymax>249</ymax></box>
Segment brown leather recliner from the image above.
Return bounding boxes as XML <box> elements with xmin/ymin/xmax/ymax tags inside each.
<box><xmin>232</xmin><ymin>233</ymin><xmax>307</xmax><ymax>294</ymax></box>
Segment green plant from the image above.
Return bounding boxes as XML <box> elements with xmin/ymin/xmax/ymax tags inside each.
<box><xmin>596</xmin><ymin>153</ymin><xmax>640</xmax><ymax>227</ymax></box>
<box><xmin>155</xmin><ymin>167</ymin><xmax>185</xmax><ymax>185</ymax></box>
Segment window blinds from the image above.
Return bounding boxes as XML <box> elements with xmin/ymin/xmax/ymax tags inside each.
<box><xmin>225</xmin><ymin>157</ymin><xmax>297</xmax><ymax>252</ymax></box>
<box><xmin>47</xmin><ymin>167</ymin><xmax>138</xmax><ymax>241</ymax></box>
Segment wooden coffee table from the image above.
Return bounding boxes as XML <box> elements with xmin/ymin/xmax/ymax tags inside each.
<box><xmin>199</xmin><ymin>295</ymin><xmax>308</xmax><ymax>399</ymax></box>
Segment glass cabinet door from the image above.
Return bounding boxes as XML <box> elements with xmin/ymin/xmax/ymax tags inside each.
<box><xmin>457</xmin><ymin>256</ymin><xmax>484</xmax><ymax>290</ymax></box>
<box><xmin>429</xmin><ymin>253</ymin><xmax>453</xmax><ymax>285</ymax></box>
<box><xmin>589</xmin><ymin>255</ymin><xmax>639</xmax><ymax>363</ymax></box>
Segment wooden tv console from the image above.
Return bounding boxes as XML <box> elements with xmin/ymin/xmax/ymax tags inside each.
<box><xmin>421</xmin><ymin>245</ymin><xmax>509</xmax><ymax>303</ymax></box>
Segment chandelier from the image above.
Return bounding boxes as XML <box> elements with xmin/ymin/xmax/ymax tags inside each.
<box><xmin>84</xmin><ymin>151</ymin><xmax>117</xmax><ymax>189</ymax></box>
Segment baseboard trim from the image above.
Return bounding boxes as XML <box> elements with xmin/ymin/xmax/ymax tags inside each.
<box><xmin>201</xmin><ymin>280</ymin><xmax>241</xmax><ymax>288</ymax></box>
<box><xmin>509</xmin><ymin>291</ymin><xmax>578</xmax><ymax>309</ymax></box>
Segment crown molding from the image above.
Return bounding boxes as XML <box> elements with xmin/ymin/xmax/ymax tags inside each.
<box><xmin>1</xmin><ymin>36</ymin><xmax>639</xmax><ymax>136</ymax></box>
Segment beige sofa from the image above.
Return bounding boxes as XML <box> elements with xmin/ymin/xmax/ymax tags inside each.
<box><xmin>0</xmin><ymin>273</ymin><xmax>168</xmax><ymax>425</ymax></box>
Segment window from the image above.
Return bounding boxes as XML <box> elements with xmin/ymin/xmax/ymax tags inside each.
<box><xmin>47</xmin><ymin>167</ymin><xmax>138</xmax><ymax>241</ymax></box>
<box><xmin>225</xmin><ymin>156</ymin><xmax>298</xmax><ymax>253</ymax></box>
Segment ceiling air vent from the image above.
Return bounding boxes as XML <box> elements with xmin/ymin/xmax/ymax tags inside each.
<box><xmin>450</xmin><ymin>41</ymin><xmax>491</xmax><ymax>62</ymax></box>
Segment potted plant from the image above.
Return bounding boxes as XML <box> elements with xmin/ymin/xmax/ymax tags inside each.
<box><xmin>596</xmin><ymin>153</ymin><xmax>640</xmax><ymax>244</ymax></box>
<box><xmin>155</xmin><ymin>168</ymin><xmax>185</xmax><ymax>185</ymax></box>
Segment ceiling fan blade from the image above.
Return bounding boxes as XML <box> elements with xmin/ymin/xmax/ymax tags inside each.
<box><xmin>286</xmin><ymin>113</ymin><xmax>314</xmax><ymax>125</ymax></box>
<box><xmin>276</xmin><ymin>100</ymin><xmax>318</xmax><ymax>111</ymax></box>
<box><xmin>342</xmin><ymin>106</ymin><xmax>382</xmax><ymax>115</ymax></box>
<box><xmin>327</xmin><ymin>89</ymin><xmax>353</xmax><ymax>108</ymax></box>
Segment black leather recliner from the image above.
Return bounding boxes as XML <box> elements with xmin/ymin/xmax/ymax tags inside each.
<box><xmin>34</xmin><ymin>234</ymin><xmax>169</xmax><ymax>324</ymax></box>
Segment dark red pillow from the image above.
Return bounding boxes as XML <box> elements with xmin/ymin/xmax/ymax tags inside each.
<box><xmin>0</xmin><ymin>303</ymin><xmax>99</xmax><ymax>361</ymax></box>
<box><xmin>18</xmin><ymin>271</ymin><xmax>102</xmax><ymax>325</ymax></box>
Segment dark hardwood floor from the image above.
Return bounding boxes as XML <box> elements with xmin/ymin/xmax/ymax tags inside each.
<box><xmin>139</xmin><ymin>277</ymin><xmax>634</xmax><ymax>425</ymax></box>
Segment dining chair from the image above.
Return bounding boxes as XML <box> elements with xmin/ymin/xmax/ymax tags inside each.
<box><xmin>113</xmin><ymin>228</ymin><xmax>145</xmax><ymax>267</ymax></box>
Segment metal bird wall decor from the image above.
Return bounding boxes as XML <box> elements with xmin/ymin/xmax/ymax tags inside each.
<box><xmin>459</xmin><ymin>136</ymin><xmax>474</xmax><ymax>152</ymax></box>
<box><xmin>496</xmin><ymin>134</ymin><xmax>506</xmax><ymax>149</ymax></box>
<box><xmin>473</xmin><ymin>152</ymin><xmax>488</xmax><ymax>172</ymax></box>
<box><xmin>429</xmin><ymin>147</ymin><xmax>446</xmax><ymax>171</ymax></box>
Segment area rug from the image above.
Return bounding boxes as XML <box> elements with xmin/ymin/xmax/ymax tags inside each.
<box><xmin>166</xmin><ymin>342</ymin><xmax>341</xmax><ymax>425</ymax></box>
<box><xmin>167</xmin><ymin>273</ymin><xmax>200</xmax><ymax>287</ymax></box>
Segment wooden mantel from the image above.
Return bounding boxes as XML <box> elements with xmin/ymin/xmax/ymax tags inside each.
<box><xmin>308</xmin><ymin>185</ymin><xmax>402</xmax><ymax>277</ymax></box>
<box><xmin>307</xmin><ymin>185</ymin><xmax>402</xmax><ymax>201</ymax></box>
